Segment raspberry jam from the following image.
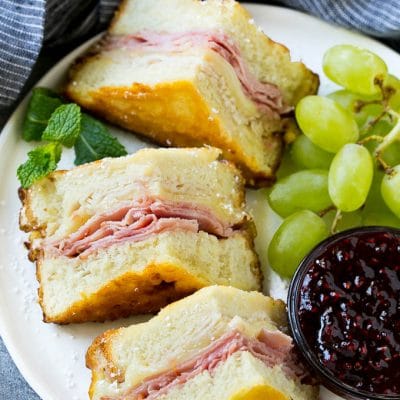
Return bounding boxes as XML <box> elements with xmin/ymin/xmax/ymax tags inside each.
<box><xmin>288</xmin><ymin>227</ymin><xmax>400</xmax><ymax>399</ymax></box>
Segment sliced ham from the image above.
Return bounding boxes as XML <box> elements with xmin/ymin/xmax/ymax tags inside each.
<box><xmin>149</xmin><ymin>200</ymin><xmax>233</xmax><ymax>237</ymax></box>
<box><xmin>105</xmin><ymin>31</ymin><xmax>290</xmax><ymax>118</ymax></box>
<box><xmin>47</xmin><ymin>198</ymin><xmax>235</xmax><ymax>258</ymax></box>
<box><xmin>102</xmin><ymin>329</ymin><xmax>311</xmax><ymax>400</ymax></box>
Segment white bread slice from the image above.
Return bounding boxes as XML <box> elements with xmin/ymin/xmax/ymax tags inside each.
<box><xmin>86</xmin><ymin>286</ymin><xmax>318</xmax><ymax>400</ymax></box>
<box><xmin>37</xmin><ymin>230</ymin><xmax>259</xmax><ymax>323</ymax></box>
<box><xmin>66</xmin><ymin>0</ymin><xmax>319</xmax><ymax>186</ymax></box>
<box><xmin>20</xmin><ymin>147</ymin><xmax>246</xmax><ymax>246</ymax></box>
<box><xmin>109</xmin><ymin>0</ymin><xmax>316</xmax><ymax>106</ymax></box>
<box><xmin>19</xmin><ymin>148</ymin><xmax>261</xmax><ymax>323</ymax></box>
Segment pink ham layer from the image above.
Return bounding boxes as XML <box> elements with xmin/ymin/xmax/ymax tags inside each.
<box><xmin>105</xmin><ymin>31</ymin><xmax>290</xmax><ymax>118</ymax></box>
<box><xmin>102</xmin><ymin>329</ymin><xmax>311</xmax><ymax>400</ymax></box>
<box><xmin>47</xmin><ymin>198</ymin><xmax>235</xmax><ymax>258</ymax></box>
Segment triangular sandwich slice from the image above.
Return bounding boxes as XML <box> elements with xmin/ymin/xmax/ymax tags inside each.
<box><xmin>66</xmin><ymin>0</ymin><xmax>319</xmax><ymax>186</ymax></box>
<box><xmin>86</xmin><ymin>286</ymin><xmax>319</xmax><ymax>400</ymax></box>
<box><xmin>19</xmin><ymin>148</ymin><xmax>260</xmax><ymax>323</ymax></box>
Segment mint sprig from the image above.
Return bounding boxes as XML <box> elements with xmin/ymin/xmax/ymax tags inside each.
<box><xmin>42</xmin><ymin>104</ymin><xmax>81</xmax><ymax>147</ymax></box>
<box><xmin>17</xmin><ymin>87</ymin><xmax>128</xmax><ymax>188</ymax></box>
<box><xmin>22</xmin><ymin>88</ymin><xmax>63</xmax><ymax>141</ymax></box>
<box><xmin>17</xmin><ymin>143</ymin><xmax>62</xmax><ymax>189</ymax></box>
<box><xmin>74</xmin><ymin>114</ymin><xmax>127</xmax><ymax>165</ymax></box>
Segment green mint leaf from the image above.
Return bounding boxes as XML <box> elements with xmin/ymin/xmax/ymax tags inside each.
<box><xmin>22</xmin><ymin>87</ymin><xmax>64</xmax><ymax>142</ymax></box>
<box><xmin>42</xmin><ymin>104</ymin><xmax>81</xmax><ymax>147</ymax></box>
<box><xmin>74</xmin><ymin>114</ymin><xmax>127</xmax><ymax>165</ymax></box>
<box><xmin>17</xmin><ymin>143</ymin><xmax>62</xmax><ymax>189</ymax></box>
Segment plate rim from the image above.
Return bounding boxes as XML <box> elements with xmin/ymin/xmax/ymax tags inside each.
<box><xmin>1</xmin><ymin>4</ymin><xmax>400</xmax><ymax>399</ymax></box>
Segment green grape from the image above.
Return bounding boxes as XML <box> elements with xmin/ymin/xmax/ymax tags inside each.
<box><xmin>328</xmin><ymin>144</ymin><xmax>373</xmax><ymax>211</ymax></box>
<box><xmin>295</xmin><ymin>95</ymin><xmax>359</xmax><ymax>153</ymax></box>
<box><xmin>323</xmin><ymin>45</ymin><xmax>388</xmax><ymax>95</ymax></box>
<box><xmin>362</xmin><ymin>120</ymin><xmax>392</xmax><ymax>158</ymax></box>
<box><xmin>387</xmin><ymin>74</ymin><xmax>400</xmax><ymax>111</ymax></box>
<box><xmin>276</xmin><ymin>151</ymin><xmax>300</xmax><ymax>180</ymax></box>
<box><xmin>365</xmin><ymin>118</ymin><xmax>393</xmax><ymax>138</ymax></box>
<box><xmin>268</xmin><ymin>210</ymin><xmax>329</xmax><ymax>279</ymax></box>
<box><xmin>323</xmin><ymin>209</ymin><xmax>362</xmax><ymax>232</ymax></box>
<box><xmin>381</xmin><ymin>165</ymin><xmax>400</xmax><ymax>218</ymax></box>
<box><xmin>268</xmin><ymin>169</ymin><xmax>332</xmax><ymax>217</ymax></box>
<box><xmin>327</xmin><ymin>90</ymin><xmax>383</xmax><ymax>132</ymax></box>
<box><xmin>363</xmin><ymin>119</ymin><xmax>400</xmax><ymax>166</ymax></box>
<box><xmin>383</xmin><ymin>142</ymin><xmax>400</xmax><ymax>167</ymax></box>
<box><xmin>363</xmin><ymin>211</ymin><xmax>400</xmax><ymax>228</ymax></box>
<box><xmin>362</xmin><ymin>169</ymin><xmax>400</xmax><ymax>227</ymax></box>
<box><xmin>290</xmin><ymin>135</ymin><xmax>333</xmax><ymax>169</ymax></box>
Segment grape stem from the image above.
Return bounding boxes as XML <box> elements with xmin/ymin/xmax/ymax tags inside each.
<box><xmin>357</xmin><ymin>135</ymin><xmax>393</xmax><ymax>171</ymax></box>
<box><xmin>375</xmin><ymin>109</ymin><xmax>400</xmax><ymax>174</ymax></box>
<box><xmin>359</xmin><ymin>110</ymin><xmax>387</xmax><ymax>136</ymax></box>
<box><xmin>318</xmin><ymin>205</ymin><xmax>336</xmax><ymax>218</ymax></box>
<box><xmin>331</xmin><ymin>209</ymin><xmax>342</xmax><ymax>235</ymax></box>
<box><xmin>358</xmin><ymin>135</ymin><xmax>383</xmax><ymax>145</ymax></box>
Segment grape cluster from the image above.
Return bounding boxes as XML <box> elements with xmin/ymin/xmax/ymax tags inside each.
<box><xmin>268</xmin><ymin>45</ymin><xmax>400</xmax><ymax>279</ymax></box>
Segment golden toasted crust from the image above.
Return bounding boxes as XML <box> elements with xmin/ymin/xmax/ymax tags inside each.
<box><xmin>290</xmin><ymin>68</ymin><xmax>319</xmax><ymax>105</ymax></box>
<box><xmin>86</xmin><ymin>328</ymin><xmax>121</xmax><ymax>399</ymax></box>
<box><xmin>37</xmin><ymin>262</ymin><xmax>207</xmax><ymax>324</ymax></box>
<box><xmin>108</xmin><ymin>0</ymin><xmax>129</xmax><ymax>31</ymax></box>
<box><xmin>66</xmin><ymin>81</ymin><xmax>225</xmax><ymax>149</ymax></box>
<box><xmin>66</xmin><ymin>81</ymin><xmax>283</xmax><ymax>186</ymax></box>
<box><xmin>19</xmin><ymin>171</ymin><xmax>66</xmax><ymax>261</ymax></box>
<box><xmin>19</xmin><ymin>169</ymin><xmax>66</xmax><ymax>233</ymax></box>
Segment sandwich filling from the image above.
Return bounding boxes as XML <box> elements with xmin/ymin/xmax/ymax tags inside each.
<box><xmin>46</xmin><ymin>198</ymin><xmax>240</xmax><ymax>258</ymax></box>
<box><xmin>104</xmin><ymin>31</ymin><xmax>290</xmax><ymax>118</ymax></box>
<box><xmin>102</xmin><ymin>329</ymin><xmax>311</xmax><ymax>400</ymax></box>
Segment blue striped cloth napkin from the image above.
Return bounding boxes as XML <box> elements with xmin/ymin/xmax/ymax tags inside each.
<box><xmin>1</xmin><ymin>0</ymin><xmax>400</xmax><ymax>399</ymax></box>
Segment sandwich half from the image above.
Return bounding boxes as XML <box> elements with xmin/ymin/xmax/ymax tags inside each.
<box><xmin>66</xmin><ymin>0</ymin><xmax>319</xmax><ymax>186</ymax></box>
<box><xmin>86</xmin><ymin>286</ymin><xmax>318</xmax><ymax>400</ymax></box>
<box><xmin>19</xmin><ymin>147</ymin><xmax>260</xmax><ymax>323</ymax></box>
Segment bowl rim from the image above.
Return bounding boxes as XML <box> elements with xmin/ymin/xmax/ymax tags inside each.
<box><xmin>287</xmin><ymin>225</ymin><xmax>400</xmax><ymax>400</ymax></box>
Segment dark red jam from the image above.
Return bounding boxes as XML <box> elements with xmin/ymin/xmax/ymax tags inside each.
<box><xmin>297</xmin><ymin>229</ymin><xmax>400</xmax><ymax>396</ymax></box>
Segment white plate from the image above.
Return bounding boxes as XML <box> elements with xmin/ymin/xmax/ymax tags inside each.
<box><xmin>1</xmin><ymin>4</ymin><xmax>399</xmax><ymax>400</ymax></box>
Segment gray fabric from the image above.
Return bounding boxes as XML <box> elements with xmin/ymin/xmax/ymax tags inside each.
<box><xmin>0</xmin><ymin>0</ymin><xmax>119</xmax><ymax>118</ymax></box>
<box><xmin>1</xmin><ymin>0</ymin><xmax>400</xmax><ymax>399</ymax></box>
<box><xmin>0</xmin><ymin>340</ymin><xmax>40</xmax><ymax>399</ymax></box>
<box><xmin>281</xmin><ymin>0</ymin><xmax>400</xmax><ymax>38</ymax></box>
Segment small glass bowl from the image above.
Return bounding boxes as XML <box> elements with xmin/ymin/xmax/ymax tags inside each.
<box><xmin>287</xmin><ymin>226</ymin><xmax>400</xmax><ymax>400</ymax></box>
